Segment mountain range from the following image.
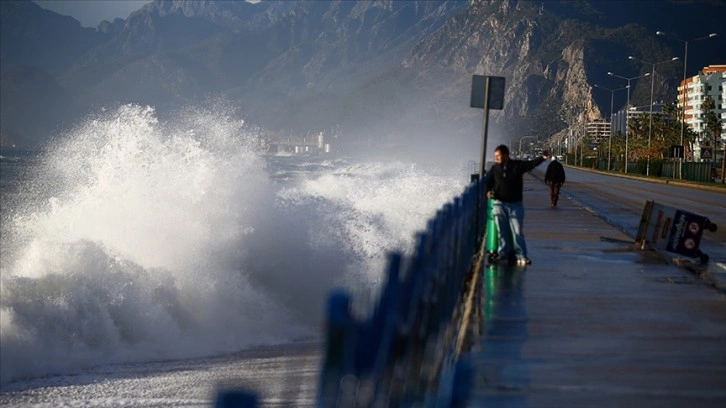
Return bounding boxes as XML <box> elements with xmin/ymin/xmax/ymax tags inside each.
<box><xmin>1</xmin><ymin>0</ymin><xmax>724</xmax><ymax>159</ymax></box>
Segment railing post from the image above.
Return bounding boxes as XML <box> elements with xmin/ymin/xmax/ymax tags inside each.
<box><xmin>317</xmin><ymin>291</ymin><xmax>355</xmax><ymax>406</ymax></box>
<box><xmin>313</xmin><ymin>172</ymin><xmax>489</xmax><ymax>406</ymax></box>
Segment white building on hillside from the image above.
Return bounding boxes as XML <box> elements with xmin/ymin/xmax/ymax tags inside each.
<box><xmin>611</xmin><ymin>103</ymin><xmax>664</xmax><ymax>136</ymax></box>
<box><xmin>586</xmin><ymin>120</ymin><xmax>611</xmax><ymax>145</ymax></box>
<box><xmin>677</xmin><ymin>65</ymin><xmax>726</xmax><ymax>161</ymax></box>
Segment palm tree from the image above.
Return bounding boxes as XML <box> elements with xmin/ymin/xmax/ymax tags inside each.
<box><xmin>702</xmin><ymin>96</ymin><xmax>720</xmax><ymax>151</ymax></box>
<box><xmin>701</xmin><ymin>96</ymin><xmax>722</xmax><ymax>181</ymax></box>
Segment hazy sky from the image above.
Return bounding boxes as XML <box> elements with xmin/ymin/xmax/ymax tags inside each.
<box><xmin>33</xmin><ymin>0</ymin><xmax>260</xmax><ymax>28</ymax></box>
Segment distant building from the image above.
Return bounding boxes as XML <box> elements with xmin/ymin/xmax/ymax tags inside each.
<box><xmin>586</xmin><ymin>120</ymin><xmax>611</xmax><ymax>144</ymax></box>
<box><xmin>611</xmin><ymin>103</ymin><xmax>665</xmax><ymax>136</ymax></box>
<box><xmin>677</xmin><ymin>65</ymin><xmax>726</xmax><ymax>161</ymax></box>
<box><xmin>678</xmin><ymin>65</ymin><xmax>726</xmax><ymax>135</ymax></box>
<box><xmin>264</xmin><ymin>129</ymin><xmax>334</xmax><ymax>156</ymax></box>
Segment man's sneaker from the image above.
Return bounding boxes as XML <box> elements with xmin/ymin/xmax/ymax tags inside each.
<box><xmin>517</xmin><ymin>257</ymin><xmax>532</xmax><ymax>266</ymax></box>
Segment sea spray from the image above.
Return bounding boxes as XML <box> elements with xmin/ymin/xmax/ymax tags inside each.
<box><xmin>0</xmin><ymin>104</ymin><xmax>310</xmax><ymax>384</ymax></box>
<box><xmin>273</xmin><ymin>161</ymin><xmax>466</xmax><ymax>309</ymax></box>
<box><xmin>0</xmin><ymin>103</ymin><xmax>468</xmax><ymax>385</ymax></box>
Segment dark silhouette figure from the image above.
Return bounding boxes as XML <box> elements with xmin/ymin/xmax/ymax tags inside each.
<box><xmin>544</xmin><ymin>157</ymin><xmax>566</xmax><ymax>207</ymax></box>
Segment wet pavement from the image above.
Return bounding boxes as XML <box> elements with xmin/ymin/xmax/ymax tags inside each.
<box><xmin>467</xmin><ymin>174</ymin><xmax>726</xmax><ymax>407</ymax></box>
<box><xmin>541</xmin><ymin>165</ymin><xmax>726</xmax><ymax>295</ymax></box>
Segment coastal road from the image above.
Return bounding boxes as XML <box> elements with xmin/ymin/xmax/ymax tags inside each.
<box><xmin>531</xmin><ymin>165</ymin><xmax>726</xmax><ymax>284</ymax></box>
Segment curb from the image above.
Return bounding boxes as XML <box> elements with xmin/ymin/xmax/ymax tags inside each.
<box><xmin>531</xmin><ymin>168</ymin><xmax>726</xmax><ymax>296</ymax></box>
<box><xmin>562</xmin><ymin>164</ymin><xmax>726</xmax><ymax>193</ymax></box>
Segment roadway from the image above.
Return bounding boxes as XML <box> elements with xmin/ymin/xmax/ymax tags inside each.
<box><xmin>468</xmin><ymin>169</ymin><xmax>726</xmax><ymax>407</ymax></box>
<box><xmin>531</xmin><ymin>165</ymin><xmax>726</xmax><ymax>289</ymax></box>
<box><xmin>547</xmin><ymin>166</ymin><xmax>725</xmax><ymax>241</ymax></box>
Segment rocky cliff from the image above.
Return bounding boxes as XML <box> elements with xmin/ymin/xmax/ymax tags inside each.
<box><xmin>1</xmin><ymin>0</ymin><xmax>724</xmax><ymax>153</ymax></box>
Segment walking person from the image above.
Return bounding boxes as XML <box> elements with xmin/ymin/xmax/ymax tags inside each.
<box><xmin>485</xmin><ymin>144</ymin><xmax>548</xmax><ymax>265</ymax></box>
<box><xmin>544</xmin><ymin>156</ymin><xmax>566</xmax><ymax>207</ymax></box>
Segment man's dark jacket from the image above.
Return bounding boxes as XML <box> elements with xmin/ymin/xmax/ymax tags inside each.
<box><xmin>485</xmin><ymin>157</ymin><xmax>545</xmax><ymax>203</ymax></box>
<box><xmin>544</xmin><ymin>160</ymin><xmax>566</xmax><ymax>184</ymax></box>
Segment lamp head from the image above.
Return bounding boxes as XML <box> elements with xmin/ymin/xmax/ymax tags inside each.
<box><xmin>628</xmin><ymin>56</ymin><xmax>636</xmax><ymax>61</ymax></box>
<box><xmin>671</xmin><ymin>57</ymin><xmax>679</xmax><ymax>61</ymax></box>
<box><xmin>709</xmin><ymin>33</ymin><xmax>718</xmax><ymax>38</ymax></box>
<box><xmin>656</xmin><ymin>31</ymin><xmax>665</xmax><ymax>36</ymax></box>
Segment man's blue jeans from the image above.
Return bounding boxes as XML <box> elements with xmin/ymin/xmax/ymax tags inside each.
<box><xmin>492</xmin><ymin>199</ymin><xmax>527</xmax><ymax>259</ymax></box>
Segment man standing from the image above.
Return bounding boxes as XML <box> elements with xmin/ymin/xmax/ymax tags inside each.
<box><xmin>485</xmin><ymin>144</ymin><xmax>548</xmax><ymax>265</ymax></box>
<box><xmin>544</xmin><ymin>156</ymin><xmax>566</xmax><ymax>207</ymax></box>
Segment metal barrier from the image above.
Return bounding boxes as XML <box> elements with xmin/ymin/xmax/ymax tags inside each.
<box><xmin>651</xmin><ymin>161</ymin><xmax>713</xmax><ymax>182</ymax></box>
<box><xmin>315</xmin><ymin>177</ymin><xmax>486</xmax><ymax>407</ymax></box>
<box><xmin>217</xmin><ymin>178</ymin><xmax>487</xmax><ymax>408</ymax></box>
<box><xmin>682</xmin><ymin>162</ymin><xmax>714</xmax><ymax>182</ymax></box>
<box><xmin>662</xmin><ymin>161</ymin><xmax>676</xmax><ymax>178</ymax></box>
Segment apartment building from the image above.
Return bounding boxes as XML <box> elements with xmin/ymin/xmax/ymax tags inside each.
<box><xmin>677</xmin><ymin>65</ymin><xmax>726</xmax><ymax>160</ymax></box>
<box><xmin>678</xmin><ymin>65</ymin><xmax>726</xmax><ymax>135</ymax></box>
<box><xmin>611</xmin><ymin>103</ymin><xmax>664</xmax><ymax>136</ymax></box>
<box><xmin>586</xmin><ymin>120</ymin><xmax>611</xmax><ymax>144</ymax></box>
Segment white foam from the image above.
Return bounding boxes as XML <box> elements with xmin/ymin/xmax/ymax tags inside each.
<box><xmin>0</xmin><ymin>103</ymin><xmax>467</xmax><ymax>385</ymax></box>
<box><xmin>0</xmin><ymin>104</ymin><xmax>309</xmax><ymax>384</ymax></box>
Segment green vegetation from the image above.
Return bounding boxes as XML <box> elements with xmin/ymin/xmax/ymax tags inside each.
<box><xmin>566</xmin><ymin>99</ymin><xmax>724</xmax><ymax>183</ymax></box>
<box><xmin>702</xmin><ymin>96</ymin><xmax>721</xmax><ymax>150</ymax></box>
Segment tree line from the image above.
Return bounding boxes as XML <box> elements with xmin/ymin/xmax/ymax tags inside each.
<box><xmin>575</xmin><ymin>96</ymin><xmax>723</xmax><ymax>176</ymax></box>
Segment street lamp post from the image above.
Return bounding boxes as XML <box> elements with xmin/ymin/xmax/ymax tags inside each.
<box><xmin>581</xmin><ymin>113</ymin><xmax>587</xmax><ymax>167</ymax></box>
<box><xmin>628</xmin><ymin>56</ymin><xmax>679</xmax><ymax>176</ymax></box>
<box><xmin>519</xmin><ymin>135</ymin><xmax>537</xmax><ymax>157</ymax></box>
<box><xmin>594</xmin><ymin>84</ymin><xmax>628</xmax><ymax>171</ymax></box>
<box><xmin>572</xmin><ymin>112</ymin><xmax>588</xmax><ymax>167</ymax></box>
<box><xmin>607</xmin><ymin>71</ymin><xmax>651</xmax><ymax>174</ymax></box>
<box><xmin>656</xmin><ymin>31</ymin><xmax>718</xmax><ymax>178</ymax></box>
<box><xmin>572</xmin><ymin>130</ymin><xmax>582</xmax><ymax>166</ymax></box>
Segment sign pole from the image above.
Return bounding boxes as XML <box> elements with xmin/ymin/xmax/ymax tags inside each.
<box><xmin>471</xmin><ymin>75</ymin><xmax>505</xmax><ymax>177</ymax></box>
<box><xmin>479</xmin><ymin>77</ymin><xmax>491</xmax><ymax>178</ymax></box>
<box><xmin>470</xmin><ymin>75</ymin><xmax>505</xmax><ymax>248</ymax></box>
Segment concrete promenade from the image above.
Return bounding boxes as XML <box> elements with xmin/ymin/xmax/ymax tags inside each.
<box><xmin>466</xmin><ymin>173</ymin><xmax>726</xmax><ymax>407</ymax></box>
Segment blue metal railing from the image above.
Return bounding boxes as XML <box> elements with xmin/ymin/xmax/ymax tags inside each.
<box><xmin>316</xmin><ymin>177</ymin><xmax>486</xmax><ymax>407</ymax></box>
<box><xmin>217</xmin><ymin>177</ymin><xmax>487</xmax><ymax>408</ymax></box>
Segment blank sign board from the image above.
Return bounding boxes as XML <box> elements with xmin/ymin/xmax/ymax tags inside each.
<box><xmin>470</xmin><ymin>75</ymin><xmax>505</xmax><ymax>110</ymax></box>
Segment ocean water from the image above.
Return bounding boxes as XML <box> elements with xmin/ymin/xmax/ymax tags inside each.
<box><xmin>0</xmin><ymin>104</ymin><xmax>468</xmax><ymax>404</ymax></box>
